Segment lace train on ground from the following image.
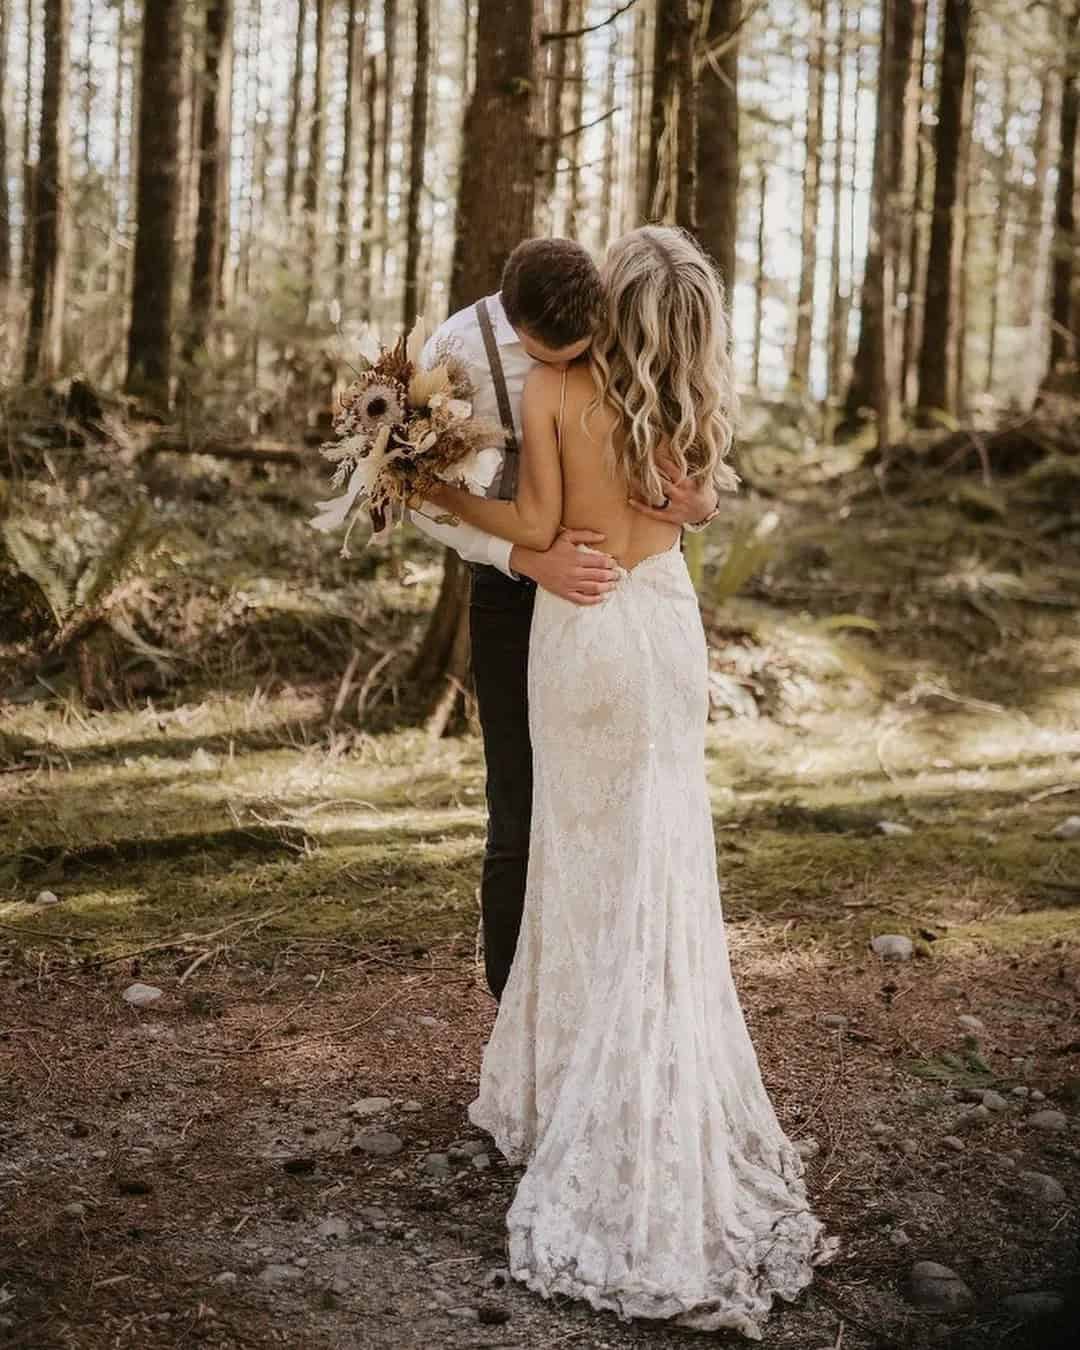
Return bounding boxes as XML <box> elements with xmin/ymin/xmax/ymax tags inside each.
<box><xmin>469</xmin><ymin>542</ymin><xmax>840</xmax><ymax>1339</ymax></box>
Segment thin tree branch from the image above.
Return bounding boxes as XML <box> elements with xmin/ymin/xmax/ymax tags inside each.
<box><xmin>540</xmin><ymin>105</ymin><xmax>621</xmax><ymax>144</ymax></box>
<box><xmin>541</xmin><ymin>0</ymin><xmax>638</xmax><ymax>44</ymax></box>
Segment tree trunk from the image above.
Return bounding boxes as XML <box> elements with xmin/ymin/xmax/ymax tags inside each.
<box><xmin>954</xmin><ymin>64</ymin><xmax>975</xmax><ymax>410</ymax></box>
<box><xmin>844</xmin><ymin>0</ymin><xmax>921</xmax><ymax>431</ymax></box>
<box><xmin>696</xmin><ymin>0</ymin><xmax>740</xmax><ymax>299</ymax></box>
<box><xmin>985</xmin><ymin>69</ymin><xmax>1012</xmax><ymax>394</ymax></box>
<box><xmin>380</xmin><ymin>0</ymin><xmax>397</xmax><ymax>294</ymax></box>
<box><xmin>285</xmin><ymin>0</ymin><xmax>307</xmax><ymax>217</ymax></box>
<box><xmin>183</xmin><ymin>0</ymin><xmax>233</xmax><ymax>365</ymax></box>
<box><xmin>403</xmin><ymin>0</ymin><xmax>430</xmax><ymax>325</ymax></box>
<box><xmin>544</xmin><ymin>0</ymin><xmax>571</xmax><ymax>216</ymax></box>
<box><xmin>1044</xmin><ymin>7</ymin><xmax>1080</xmax><ymax>389</ymax></box>
<box><xmin>671</xmin><ymin>1</ymin><xmax>698</xmax><ymax>231</ymax></box>
<box><xmin>566</xmin><ymin>7</ymin><xmax>586</xmax><ymax>240</ymax></box>
<box><xmin>0</xmin><ymin>0</ymin><xmax>10</xmax><ymax>287</ymax></box>
<box><xmin>413</xmin><ymin>0</ymin><xmax>538</xmax><ymax>721</ymax></box>
<box><xmin>335</xmin><ymin>0</ymin><xmax>365</xmax><ymax>311</ymax></box>
<box><xmin>302</xmin><ymin>0</ymin><xmax>328</xmax><ymax>316</ymax></box>
<box><xmin>896</xmin><ymin>0</ymin><xmax>927</xmax><ymax>408</ymax></box>
<box><xmin>873</xmin><ymin>0</ymin><xmax>900</xmax><ymax>447</ymax></box>
<box><xmin>1024</xmin><ymin>70</ymin><xmax>1059</xmax><ymax>403</ymax></box>
<box><xmin>631</xmin><ymin>0</ymin><xmax>651</xmax><ymax>224</ymax></box>
<box><xmin>359</xmin><ymin>52</ymin><xmax>378</xmax><ymax>316</ymax></box>
<box><xmin>21</xmin><ymin>0</ymin><xmax>36</xmax><ymax>288</ymax></box>
<box><xmin>790</xmin><ymin>0</ymin><xmax>824</xmax><ymax>392</ymax></box>
<box><xmin>826</xmin><ymin>0</ymin><xmax>848</xmax><ymax>403</ymax></box>
<box><xmin>752</xmin><ymin>164</ymin><xmax>766</xmax><ymax>387</ymax></box>
<box><xmin>645</xmin><ymin>1</ymin><xmax>677</xmax><ymax>219</ymax></box>
<box><xmin>125</xmin><ymin>0</ymin><xmax>182</xmax><ymax>409</ymax></box>
<box><xmin>598</xmin><ymin>22</ymin><xmax>616</xmax><ymax>248</ymax></box>
<box><xmin>22</xmin><ymin>0</ymin><xmax>69</xmax><ymax>382</ymax></box>
<box><xmin>902</xmin><ymin>0</ymin><xmax>932</xmax><ymax>406</ymax></box>
<box><xmin>916</xmin><ymin>0</ymin><xmax>972</xmax><ymax>417</ymax></box>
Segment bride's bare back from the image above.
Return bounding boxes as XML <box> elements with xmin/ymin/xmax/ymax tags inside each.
<box><xmin>554</xmin><ymin>362</ymin><xmax>681</xmax><ymax>572</ymax></box>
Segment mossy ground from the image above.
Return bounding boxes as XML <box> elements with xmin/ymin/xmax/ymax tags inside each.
<box><xmin>1</xmin><ymin>441</ymin><xmax>1078</xmax><ymax>1347</ymax></box>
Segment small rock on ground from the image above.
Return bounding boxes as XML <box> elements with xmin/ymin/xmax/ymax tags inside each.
<box><xmin>351</xmin><ymin>1131</ymin><xmax>404</xmax><ymax>1156</ymax></box>
<box><xmin>122</xmin><ymin>983</ymin><xmax>164</xmax><ymax>1008</ymax></box>
<box><xmin>1028</xmin><ymin>1109</ymin><xmax>1067</xmax><ymax>1133</ymax></box>
<box><xmin>909</xmin><ymin>1261</ymin><xmax>975</xmax><ymax>1311</ymax></box>
<box><xmin>871</xmin><ymin>934</ymin><xmax>913</xmax><ymax>961</ymax></box>
<box><xmin>348</xmin><ymin>1097</ymin><xmax>392</xmax><ymax>1117</ymax></box>
<box><xmin>1017</xmin><ymin>1171</ymin><xmax>1067</xmax><ymax>1204</ymax></box>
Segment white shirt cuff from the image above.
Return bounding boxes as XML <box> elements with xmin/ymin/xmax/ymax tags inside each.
<box><xmin>486</xmin><ymin>535</ymin><xmax>515</xmax><ymax>577</ymax></box>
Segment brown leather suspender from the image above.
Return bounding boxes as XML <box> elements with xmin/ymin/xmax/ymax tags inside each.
<box><xmin>475</xmin><ymin>297</ymin><xmax>520</xmax><ymax>501</ymax></box>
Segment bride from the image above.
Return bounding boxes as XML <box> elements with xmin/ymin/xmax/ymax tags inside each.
<box><xmin>423</xmin><ymin>225</ymin><xmax>840</xmax><ymax>1339</ymax></box>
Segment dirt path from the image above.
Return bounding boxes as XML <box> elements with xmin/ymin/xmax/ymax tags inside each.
<box><xmin>2</xmin><ymin>931</ymin><xmax>1077</xmax><ymax>1350</ymax></box>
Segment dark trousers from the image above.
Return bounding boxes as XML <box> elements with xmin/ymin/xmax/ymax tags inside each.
<box><xmin>469</xmin><ymin>563</ymin><xmax>536</xmax><ymax>1002</ymax></box>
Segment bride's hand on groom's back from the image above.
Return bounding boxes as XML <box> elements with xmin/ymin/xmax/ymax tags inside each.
<box><xmin>510</xmin><ymin>530</ymin><xmax>619</xmax><ymax>606</ymax></box>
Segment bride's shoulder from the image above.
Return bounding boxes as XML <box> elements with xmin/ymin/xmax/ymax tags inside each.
<box><xmin>522</xmin><ymin>363</ymin><xmax>565</xmax><ymax>409</ymax></box>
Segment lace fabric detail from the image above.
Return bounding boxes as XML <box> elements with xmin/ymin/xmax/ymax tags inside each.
<box><xmin>468</xmin><ymin>544</ymin><xmax>840</xmax><ymax>1338</ymax></box>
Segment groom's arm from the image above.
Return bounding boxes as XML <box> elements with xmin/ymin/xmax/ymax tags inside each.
<box><xmin>407</xmin><ymin>328</ymin><xmax>517</xmax><ymax>575</ymax></box>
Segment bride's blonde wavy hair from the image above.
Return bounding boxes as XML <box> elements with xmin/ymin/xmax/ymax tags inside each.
<box><xmin>587</xmin><ymin>226</ymin><xmax>740</xmax><ymax>503</ymax></box>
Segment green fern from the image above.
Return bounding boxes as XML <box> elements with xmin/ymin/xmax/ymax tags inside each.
<box><xmin>1</xmin><ymin>521</ymin><xmax>73</xmax><ymax>625</ymax></box>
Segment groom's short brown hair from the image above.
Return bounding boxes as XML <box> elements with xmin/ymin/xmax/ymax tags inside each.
<box><xmin>501</xmin><ymin>238</ymin><xmax>603</xmax><ymax>349</ymax></box>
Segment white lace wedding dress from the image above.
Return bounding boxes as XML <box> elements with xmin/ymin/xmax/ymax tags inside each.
<box><xmin>468</xmin><ymin>538</ymin><xmax>840</xmax><ymax>1339</ymax></box>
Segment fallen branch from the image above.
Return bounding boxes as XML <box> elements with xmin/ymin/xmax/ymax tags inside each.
<box><xmin>144</xmin><ymin>436</ymin><xmax>312</xmax><ymax>467</ymax></box>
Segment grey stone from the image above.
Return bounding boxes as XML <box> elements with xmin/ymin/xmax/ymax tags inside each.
<box><xmin>423</xmin><ymin>1153</ymin><xmax>452</xmax><ymax>1177</ymax></box>
<box><xmin>471</xmin><ymin>1152</ymin><xmax>491</xmax><ymax>1171</ymax></box>
<box><xmin>1001</xmin><ymin>1291</ymin><xmax>1065</xmax><ymax>1319</ymax></box>
<box><xmin>1031</xmin><ymin>1089</ymin><xmax>1046</xmax><ymax>1102</ymax></box>
<box><xmin>483</xmin><ymin>1267</ymin><xmax>510</xmax><ymax>1289</ymax></box>
<box><xmin>351</xmin><ymin>1130</ymin><xmax>403</xmax><ymax>1156</ymax></box>
<box><xmin>63</xmin><ymin>1202</ymin><xmax>86</xmax><ymax>1218</ymax></box>
<box><xmin>358</xmin><ymin>1205</ymin><xmax>388</xmax><ymax>1226</ymax></box>
<box><xmin>909</xmin><ymin>1261</ymin><xmax>975</xmax><ymax>1312</ymax></box>
<box><xmin>795</xmin><ymin>1137</ymin><xmax>820</xmax><ymax>1159</ymax></box>
<box><xmin>1017</xmin><ymin>1171</ymin><xmax>1067</xmax><ymax>1204</ymax></box>
<box><xmin>890</xmin><ymin>1228</ymin><xmax>911</xmax><ymax>1247</ymax></box>
<box><xmin>822</xmin><ymin>1014</ymin><xmax>848</xmax><ymax>1029</ymax></box>
<box><xmin>401</xmin><ymin>1101</ymin><xmax>423</xmax><ymax>1113</ymax></box>
<box><xmin>877</xmin><ymin>821</ymin><xmax>914</xmax><ymax>837</ymax></box>
<box><xmin>214</xmin><ymin>1272</ymin><xmax>238</xmax><ymax>1286</ymax></box>
<box><xmin>958</xmin><ymin>1105</ymin><xmax>991</xmax><ymax>1129</ymax></box>
<box><xmin>942</xmin><ymin>1135</ymin><xmax>965</xmax><ymax>1152</ymax></box>
<box><xmin>957</xmin><ymin>1014</ymin><xmax>985</xmax><ymax>1032</ymax></box>
<box><xmin>122</xmin><ymin>983</ymin><xmax>163</xmax><ymax>1008</ymax></box>
<box><xmin>35</xmin><ymin>890</ymin><xmax>61</xmax><ymax>906</ymax></box>
<box><xmin>871</xmin><ymin>934</ymin><xmax>914</xmax><ymax>961</ymax></box>
<box><xmin>1028</xmin><ymin>1109</ymin><xmax>1067</xmax><ymax>1133</ymax></box>
<box><xmin>981</xmin><ymin>1091</ymin><xmax>1009</xmax><ymax>1112</ymax></box>
<box><xmin>317</xmin><ymin>1216</ymin><xmax>350</xmax><ymax>1241</ymax></box>
<box><xmin>348</xmin><ymin>1097</ymin><xmax>392</xmax><ymax>1118</ymax></box>
<box><xmin>259</xmin><ymin>1264</ymin><xmax>303</xmax><ymax>1286</ymax></box>
<box><xmin>417</xmin><ymin>1016</ymin><xmax>442</xmax><ymax>1029</ymax></box>
<box><xmin>901</xmin><ymin>1138</ymin><xmax>919</xmax><ymax>1155</ymax></box>
<box><xmin>1050</xmin><ymin>815</ymin><xmax>1080</xmax><ymax>839</ymax></box>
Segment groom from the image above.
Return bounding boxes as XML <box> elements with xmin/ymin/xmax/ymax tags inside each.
<box><xmin>411</xmin><ymin>237</ymin><xmax>721</xmax><ymax>1001</ymax></box>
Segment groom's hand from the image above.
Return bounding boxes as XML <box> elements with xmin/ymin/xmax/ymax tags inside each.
<box><xmin>628</xmin><ymin>454</ymin><xmax>718</xmax><ymax>527</ymax></box>
<box><xmin>510</xmin><ymin>530</ymin><xmax>619</xmax><ymax>605</ymax></box>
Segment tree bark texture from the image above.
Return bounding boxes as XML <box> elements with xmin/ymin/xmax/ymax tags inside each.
<box><xmin>23</xmin><ymin>0</ymin><xmax>69</xmax><ymax>382</ymax></box>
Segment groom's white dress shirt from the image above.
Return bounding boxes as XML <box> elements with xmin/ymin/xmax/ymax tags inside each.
<box><xmin>408</xmin><ymin>292</ymin><xmax>537</xmax><ymax>577</ymax></box>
